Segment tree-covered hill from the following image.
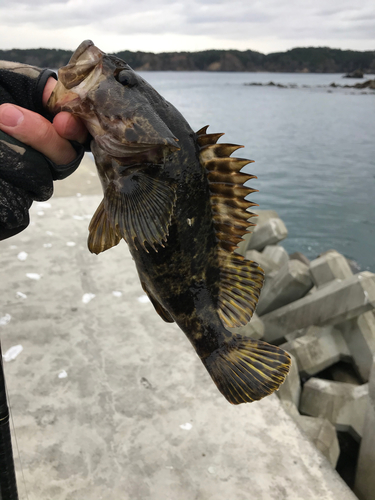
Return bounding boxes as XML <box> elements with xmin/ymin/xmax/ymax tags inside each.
<box><xmin>0</xmin><ymin>46</ymin><xmax>374</xmax><ymax>73</ymax></box>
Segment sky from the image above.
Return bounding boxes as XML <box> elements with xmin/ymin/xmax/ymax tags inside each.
<box><xmin>0</xmin><ymin>0</ymin><xmax>374</xmax><ymax>54</ymax></box>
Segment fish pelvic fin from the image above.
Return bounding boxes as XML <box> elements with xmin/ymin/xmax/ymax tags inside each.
<box><xmin>88</xmin><ymin>199</ymin><xmax>121</xmax><ymax>254</ymax></box>
<box><xmin>203</xmin><ymin>335</ymin><xmax>291</xmax><ymax>404</ymax></box>
<box><xmin>104</xmin><ymin>171</ymin><xmax>176</xmax><ymax>252</ymax></box>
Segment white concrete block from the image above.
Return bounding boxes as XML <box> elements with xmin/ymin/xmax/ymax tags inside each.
<box><xmin>262</xmin><ymin>245</ymin><xmax>289</xmax><ymax>269</ymax></box>
<box><xmin>245</xmin><ymin>249</ymin><xmax>279</xmax><ymax>274</ymax></box>
<box><xmin>236</xmin><ymin>209</ymin><xmax>279</xmax><ymax>256</ymax></box>
<box><xmin>280</xmin><ymin>326</ymin><xmax>350</xmax><ymax>377</ymax></box>
<box><xmin>230</xmin><ymin>312</ymin><xmax>265</xmax><ymax>340</ymax></box>
<box><xmin>257</xmin><ymin>260</ymin><xmax>313</xmax><ymax>316</ymax></box>
<box><xmin>310</xmin><ymin>250</ymin><xmax>353</xmax><ymax>287</ymax></box>
<box><xmin>247</xmin><ymin>218</ymin><xmax>288</xmax><ymax>252</ymax></box>
<box><xmin>339</xmin><ymin>311</ymin><xmax>375</xmax><ymax>381</ymax></box>
<box><xmin>354</xmin><ymin>359</ymin><xmax>375</xmax><ymax>500</ymax></box>
<box><xmin>289</xmin><ymin>252</ymin><xmax>311</xmax><ymax>267</ymax></box>
<box><xmin>296</xmin><ymin>416</ymin><xmax>340</xmax><ymax>468</ymax></box>
<box><xmin>300</xmin><ymin>377</ymin><xmax>369</xmax><ymax>440</ymax></box>
<box><xmin>262</xmin><ymin>271</ymin><xmax>375</xmax><ymax>344</ymax></box>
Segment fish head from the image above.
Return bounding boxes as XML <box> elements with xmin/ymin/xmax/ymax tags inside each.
<box><xmin>47</xmin><ymin>40</ymin><xmax>180</xmax><ymax>161</ymax></box>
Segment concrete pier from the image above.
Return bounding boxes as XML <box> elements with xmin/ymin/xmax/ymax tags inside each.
<box><xmin>0</xmin><ymin>167</ymin><xmax>357</xmax><ymax>499</ymax></box>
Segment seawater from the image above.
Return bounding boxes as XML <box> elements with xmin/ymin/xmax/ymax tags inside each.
<box><xmin>140</xmin><ymin>71</ymin><xmax>375</xmax><ymax>272</ymax></box>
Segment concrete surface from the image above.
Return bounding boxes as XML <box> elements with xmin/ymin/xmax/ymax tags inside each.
<box><xmin>0</xmin><ymin>165</ymin><xmax>358</xmax><ymax>499</ymax></box>
<box><xmin>355</xmin><ymin>358</ymin><xmax>375</xmax><ymax>500</ymax></box>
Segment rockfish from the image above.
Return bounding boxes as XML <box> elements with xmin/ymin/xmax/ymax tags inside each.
<box><xmin>48</xmin><ymin>40</ymin><xmax>291</xmax><ymax>404</ymax></box>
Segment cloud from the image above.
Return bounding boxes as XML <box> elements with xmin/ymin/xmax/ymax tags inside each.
<box><xmin>0</xmin><ymin>0</ymin><xmax>374</xmax><ymax>53</ymax></box>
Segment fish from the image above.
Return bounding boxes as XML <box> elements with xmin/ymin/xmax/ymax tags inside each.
<box><xmin>48</xmin><ymin>40</ymin><xmax>291</xmax><ymax>404</ymax></box>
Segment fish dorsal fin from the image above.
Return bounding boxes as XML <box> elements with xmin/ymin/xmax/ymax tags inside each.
<box><xmin>88</xmin><ymin>199</ymin><xmax>121</xmax><ymax>254</ymax></box>
<box><xmin>197</xmin><ymin>126</ymin><xmax>264</xmax><ymax>327</ymax></box>
<box><xmin>104</xmin><ymin>170</ymin><xmax>176</xmax><ymax>252</ymax></box>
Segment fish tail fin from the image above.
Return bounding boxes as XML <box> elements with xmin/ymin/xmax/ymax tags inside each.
<box><xmin>203</xmin><ymin>335</ymin><xmax>291</xmax><ymax>405</ymax></box>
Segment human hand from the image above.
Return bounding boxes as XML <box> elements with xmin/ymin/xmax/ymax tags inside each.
<box><xmin>0</xmin><ymin>77</ymin><xmax>88</xmax><ymax>165</ymax></box>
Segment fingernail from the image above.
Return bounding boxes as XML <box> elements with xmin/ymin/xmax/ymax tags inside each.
<box><xmin>0</xmin><ymin>105</ymin><xmax>24</xmax><ymax>127</ymax></box>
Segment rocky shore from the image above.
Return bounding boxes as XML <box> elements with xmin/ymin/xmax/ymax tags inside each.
<box><xmin>234</xmin><ymin>211</ymin><xmax>375</xmax><ymax>499</ymax></box>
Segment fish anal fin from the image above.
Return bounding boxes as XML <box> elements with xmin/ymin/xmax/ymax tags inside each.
<box><xmin>203</xmin><ymin>335</ymin><xmax>291</xmax><ymax>404</ymax></box>
<box><xmin>88</xmin><ymin>200</ymin><xmax>121</xmax><ymax>254</ymax></box>
<box><xmin>141</xmin><ymin>282</ymin><xmax>174</xmax><ymax>323</ymax></box>
<box><xmin>104</xmin><ymin>171</ymin><xmax>176</xmax><ymax>252</ymax></box>
<box><xmin>217</xmin><ymin>249</ymin><xmax>264</xmax><ymax>328</ymax></box>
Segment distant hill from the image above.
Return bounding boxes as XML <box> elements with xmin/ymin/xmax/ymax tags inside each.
<box><xmin>1</xmin><ymin>46</ymin><xmax>374</xmax><ymax>73</ymax></box>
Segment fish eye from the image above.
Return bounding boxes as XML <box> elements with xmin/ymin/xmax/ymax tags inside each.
<box><xmin>117</xmin><ymin>70</ymin><xmax>136</xmax><ymax>87</ymax></box>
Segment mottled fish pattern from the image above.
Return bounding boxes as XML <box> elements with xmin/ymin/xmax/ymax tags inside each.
<box><xmin>48</xmin><ymin>40</ymin><xmax>291</xmax><ymax>404</ymax></box>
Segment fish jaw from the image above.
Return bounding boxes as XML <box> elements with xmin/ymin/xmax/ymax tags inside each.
<box><xmin>47</xmin><ymin>40</ymin><xmax>180</xmax><ymax>160</ymax></box>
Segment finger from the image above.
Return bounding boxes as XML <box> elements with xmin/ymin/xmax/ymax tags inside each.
<box><xmin>0</xmin><ymin>103</ymin><xmax>77</xmax><ymax>165</ymax></box>
<box><xmin>53</xmin><ymin>112</ymin><xmax>88</xmax><ymax>144</ymax></box>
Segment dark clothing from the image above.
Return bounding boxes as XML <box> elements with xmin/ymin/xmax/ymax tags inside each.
<box><xmin>0</xmin><ymin>62</ymin><xmax>84</xmax><ymax>240</ymax></box>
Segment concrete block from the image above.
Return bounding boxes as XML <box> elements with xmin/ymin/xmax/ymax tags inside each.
<box><xmin>289</xmin><ymin>252</ymin><xmax>311</xmax><ymax>266</ymax></box>
<box><xmin>354</xmin><ymin>359</ymin><xmax>375</xmax><ymax>500</ymax></box>
<box><xmin>247</xmin><ymin>218</ymin><xmax>288</xmax><ymax>252</ymax></box>
<box><xmin>257</xmin><ymin>260</ymin><xmax>313</xmax><ymax>316</ymax></box>
<box><xmin>296</xmin><ymin>416</ymin><xmax>340</xmax><ymax>468</ymax></box>
<box><xmin>339</xmin><ymin>311</ymin><xmax>375</xmax><ymax>381</ymax></box>
<box><xmin>230</xmin><ymin>312</ymin><xmax>264</xmax><ymax>340</ymax></box>
<box><xmin>245</xmin><ymin>249</ymin><xmax>279</xmax><ymax>275</ymax></box>
<box><xmin>262</xmin><ymin>245</ymin><xmax>289</xmax><ymax>269</ymax></box>
<box><xmin>276</xmin><ymin>353</ymin><xmax>301</xmax><ymax>407</ymax></box>
<box><xmin>280</xmin><ymin>326</ymin><xmax>350</xmax><ymax>378</ymax></box>
<box><xmin>300</xmin><ymin>378</ymin><xmax>369</xmax><ymax>440</ymax></box>
<box><xmin>310</xmin><ymin>250</ymin><xmax>353</xmax><ymax>287</ymax></box>
<box><xmin>262</xmin><ymin>271</ymin><xmax>375</xmax><ymax>344</ymax></box>
<box><xmin>236</xmin><ymin>209</ymin><xmax>279</xmax><ymax>256</ymax></box>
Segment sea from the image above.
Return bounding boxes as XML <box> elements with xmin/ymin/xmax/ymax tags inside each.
<box><xmin>138</xmin><ymin>71</ymin><xmax>375</xmax><ymax>272</ymax></box>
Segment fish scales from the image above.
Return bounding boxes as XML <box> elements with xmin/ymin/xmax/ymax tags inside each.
<box><xmin>48</xmin><ymin>40</ymin><xmax>291</xmax><ymax>404</ymax></box>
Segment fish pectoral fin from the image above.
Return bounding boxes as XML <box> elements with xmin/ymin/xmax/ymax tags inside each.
<box><xmin>203</xmin><ymin>335</ymin><xmax>291</xmax><ymax>405</ymax></box>
<box><xmin>141</xmin><ymin>282</ymin><xmax>174</xmax><ymax>323</ymax></box>
<box><xmin>104</xmin><ymin>172</ymin><xmax>176</xmax><ymax>252</ymax></box>
<box><xmin>88</xmin><ymin>199</ymin><xmax>121</xmax><ymax>254</ymax></box>
<box><xmin>217</xmin><ymin>249</ymin><xmax>264</xmax><ymax>328</ymax></box>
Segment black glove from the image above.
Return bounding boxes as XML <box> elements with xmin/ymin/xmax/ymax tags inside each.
<box><xmin>0</xmin><ymin>62</ymin><xmax>85</xmax><ymax>240</ymax></box>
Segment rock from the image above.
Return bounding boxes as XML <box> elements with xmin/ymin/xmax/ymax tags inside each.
<box><xmin>280</xmin><ymin>326</ymin><xmax>350</xmax><ymax>378</ymax></box>
<box><xmin>230</xmin><ymin>312</ymin><xmax>264</xmax><ymax>340</ymax></box>
<box><xmin>247</xmin><ymin>218</ymin><xmax>288</xmax><ymax>252</ymax></box>
<box><xmin>262</xmin><ymin>245</ymin><xmax>289</xmax><ymax>269</ymax></box>
<box><xmin>339</xmin><ymin>311</ymin><xmax>375</xmax><ymax>381</ymax></box>
<box><xmin>310</xmin><ymin>250</ymin><xmax>353</xmax><ymax>287</ymax></box>
<box><xmin>300</xmin><ymin>378</ymin><xmax>369</xmax><ymax>440</ymax></box>
<box><xmin>262</xmin><ymin>271</ymin><xmax>375</xmax><ymax>344</ymax></box>
<box><xmin>276</xmin><ymin>353</ymin><xmax>301</xmax><ymax>407</ymax></box>
<box><xmin>257</xmin><ymin>260</ymin><xmax>313</xmax><ymax>316</ymax></box>
<box><xmin>354</xmin><ymin>359</ymin><xmax>375</xmax><ymax>500</ymax></box>
<box><xmin>245</xmin><ymin>249</ymin><xmax>279</xmax><ymax>275</ymax></box>
<box><xmin>236</xmin><ymin>209</ymin><xmax>279</xmax><ymax>256</ymax></box>
<box><xmin>296</xmin><ymin>416</ymin><xmax>340</xmax><ymax>468</ymax></box>
<box><xmin>289</xmin><ymin>252</ymin><xmax>310</xmax><ymax>266</ymax></box>
<box><xmin>343</xmin><ymin>69</ymin><xmax>364</xmax><ymax>78</ymax></box>
<box><xmin>329</xmin><ymin>363</ymin><xmax>362</xmax><ymax>385</ymax></box>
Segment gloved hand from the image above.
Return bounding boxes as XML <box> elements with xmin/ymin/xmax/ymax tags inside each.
<box><xmin>0</xmin><ymin>61</ymin><xmax>88</xmax><ymax>240</ymax></box>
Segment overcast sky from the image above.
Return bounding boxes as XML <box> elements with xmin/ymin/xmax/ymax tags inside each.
<box><xmin>1</xmin><ymin>0</ymin><xmax>374</xmax><ymax>54</ymax></box>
